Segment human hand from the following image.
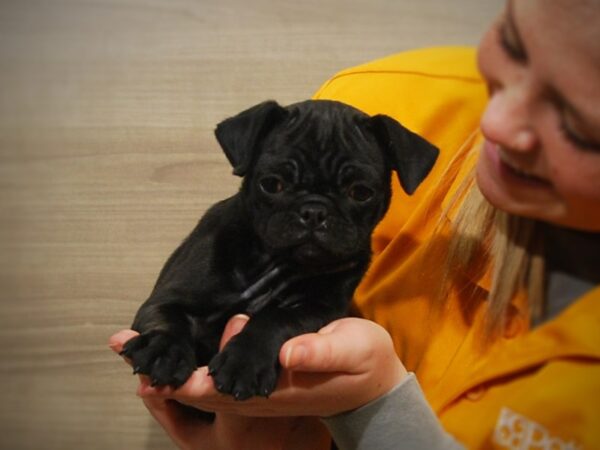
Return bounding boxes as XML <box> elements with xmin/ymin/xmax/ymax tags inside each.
<box><xmin>109</xmin><ymin>319</ymin><xmax>331</xmax><ymax>450</ymax></box>
<box><xmin>116</xmin><ymin>316</ymin><xmax>407</xmax><ymax>419</ymax></box>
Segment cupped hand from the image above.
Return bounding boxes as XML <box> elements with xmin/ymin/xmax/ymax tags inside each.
<box><xmin>109</xmin><ymin>317</ymin><xmax>331</xmax><ymax>450</ymax></box>
<box><xmin>111</xmin><ymin>316</ymin><xmax>407</xmax><ymax>421</ymax></box>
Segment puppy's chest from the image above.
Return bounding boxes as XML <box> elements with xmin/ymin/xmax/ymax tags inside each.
<box><xmin>232</xmin><ymin>262</ymin><xmax>293</xmax><ymax>315</ymax></box>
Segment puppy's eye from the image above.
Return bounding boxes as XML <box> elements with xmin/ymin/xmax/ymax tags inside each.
<box><xmin>348</xmin><ymin>183</ymin><xmax>374</xmax><ymax>202</ymax></box>
<box><xmin>259</xmin><ymin>176</ymin><xmax>285</xmax><ymax>194</ymax></box>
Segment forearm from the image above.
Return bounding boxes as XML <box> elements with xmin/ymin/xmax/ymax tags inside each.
<box><xmin>321</xmin><ymin>373</ymin><xmax>465</xmax><ymax>450</ymax></box>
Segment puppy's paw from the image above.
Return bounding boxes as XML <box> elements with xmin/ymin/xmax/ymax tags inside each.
<box><xmin>120</xmin><ymin>331</ymin><xmax>196</xmax><ymax>388</ymax></box>
<box><xmin>208</xmin><ymin>341</ymin><xmax>279</xmax><ymax>401</ymax></box>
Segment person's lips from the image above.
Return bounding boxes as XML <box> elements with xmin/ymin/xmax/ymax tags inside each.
<box><xmin>484</xmin><ymin>140</ymin><xmax>552</xmax><ymax>187</ymax></box>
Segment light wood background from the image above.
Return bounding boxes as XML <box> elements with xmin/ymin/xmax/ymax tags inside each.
<box><xmin>0</xmin><ymin>1</ymin><xmax>499</xmax><ymax>448</ymax></box>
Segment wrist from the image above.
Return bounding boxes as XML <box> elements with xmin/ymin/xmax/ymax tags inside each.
<box><xmin>360</xmin><ymin>355</ymin><xmax>408</xmax><ymax>412</ymax></box>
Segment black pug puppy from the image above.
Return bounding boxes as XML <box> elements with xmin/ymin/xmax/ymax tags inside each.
<box><xmin>121</xmin><ymin>99</ymin><xmax>438</xmax><ymax>403</ymax></box>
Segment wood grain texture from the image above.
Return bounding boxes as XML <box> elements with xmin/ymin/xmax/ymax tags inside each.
<box><xmin>0</xmin><ymin>0</ymin><xmax>499</xmax><ymax>448</ymax></box>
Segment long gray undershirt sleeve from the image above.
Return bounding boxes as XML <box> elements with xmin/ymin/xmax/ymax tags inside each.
<box><xmin>321</xmin><ymin>373</ymin><xmax>465</xmax><ymax>450</ymax></box>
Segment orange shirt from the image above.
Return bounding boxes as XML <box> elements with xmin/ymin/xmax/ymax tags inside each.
<box><xmin>314</xmin><ymin>47</ymin><xmax>600</xmax><ymax>449</ymax></box>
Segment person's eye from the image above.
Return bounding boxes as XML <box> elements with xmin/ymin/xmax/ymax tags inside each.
<box><xmin>497</xmin><ymin>21</ymin><xmax>527</xmax><ymax>63</ymax></box>
<box><xmin>559</xmin><ymin>116</ymin><xmax>600</xmax><ymax>152</ymax></box>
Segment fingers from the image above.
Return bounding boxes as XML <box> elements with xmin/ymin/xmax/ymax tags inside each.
<box><xmin>218</xmin><ymin>314</ymin><xmax>249</xmax><ymax>350</ymax></box>
<box><xmin>108</xmin><ymin>329</ymin><xmax>139</xmax><ymax>354</ymax></box>
<box><xmin>134</xmin><ymin>318</ymin><xmax>403</xmax><ymax>418</ymax></box>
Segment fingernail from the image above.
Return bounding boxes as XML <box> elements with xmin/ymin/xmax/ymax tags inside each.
<box><xmin>285</xmin><ymin>345</ymin><xmax>307</xmax><ymax>369</ymax></box>
<box><xmin>224</xmin><ymin>314</ymin><xmax>249</xmax><ymax>336</ymax></box>
<box><xmin>231</xmin><ymin>314</ymin><xmax>249</xmax><ymax>328</ymax></box>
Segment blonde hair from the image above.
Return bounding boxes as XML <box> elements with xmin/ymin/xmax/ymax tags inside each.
<box><xmin>443</xmin><ymin>146</ymin><xmax>545</xmax><ymax>338</ymax></box>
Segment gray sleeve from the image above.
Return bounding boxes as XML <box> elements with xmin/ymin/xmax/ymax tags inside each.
<box><xmin>321</xmin><ymin>373</ymin><xmax>465</xmax><ymax>450</ymax></box>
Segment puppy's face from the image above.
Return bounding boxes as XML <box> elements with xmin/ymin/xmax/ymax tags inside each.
<box><xmin>244</xmin><ymin>106</ymin><xmax>390</xmax><ymax>266</ymax></box>
<box><xmin>215</xmin><ymin>99</ymin><xmax>439</xmax><ymax>267</ymax></box>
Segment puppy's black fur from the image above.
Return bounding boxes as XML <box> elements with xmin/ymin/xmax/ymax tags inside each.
<box><xmin>122</xmin><ymin>99</ymin><xmax>438</xmax><ymax>403</ymax></box>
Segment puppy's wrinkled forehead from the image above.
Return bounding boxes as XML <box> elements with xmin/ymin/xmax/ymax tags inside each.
<box><xmin>258</xmin><ymin>102</ymin><xmax>385</xmax><ymax>179</ymax></box>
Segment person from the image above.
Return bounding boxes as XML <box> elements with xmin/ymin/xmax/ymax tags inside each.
<box><xmin>109</xmin><ymin>0</ymin><xmax>600</xmax><ymax>448</ymax></box>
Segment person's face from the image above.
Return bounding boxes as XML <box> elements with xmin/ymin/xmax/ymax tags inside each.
<box><xmin>476</xmin><ymin>0</ymin><xmax>600</xmax><ymax>231</ymax></box>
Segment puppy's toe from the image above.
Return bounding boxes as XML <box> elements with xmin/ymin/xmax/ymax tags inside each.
<box><xmin>208</xmin><ymin>348</ymin><xmax>279</xmax><ymax>400</ymax></box>
<box><xmin>256</xmin><ymin>367</ymin><xmax>278</xmax><ymax>398</ymax></box>
<box><xmin>212</xmin><ymin>366</ymin><xmax>256</xmax><ymax>401</ymax></box>
<box><xmin>148</xmin><ymin>356</ymin><xmax>184</xmax><ymax>387</ymax></box>
<box><xmin>207</xmin><ymin>352</ymin><xmax>235</xmax><ymax>393</ymax></box>
<box><xmin>120</xmin><ymin>333</ymin><xmax>148</xmax><ymax>360</ymax></box>
<box><xmin>231</xmin><ymin>379</ymin><xmax>257</xmax><ymax>401</ymax></box>
<box><xmin>229</xmin><ymin>364</ymin><xmax>277</xmax><ymax>400</ymax></box>
<box><xmin>121</xmin><ymin>333</ymin><xmax>156</xmax><ymax>374</ymax></box>
<box><xmin>150</xmin><ymin>342</ymin><xmax>195</xmax><ymax>388</ymax></box>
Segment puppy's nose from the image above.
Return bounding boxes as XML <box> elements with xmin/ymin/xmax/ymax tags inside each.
<box><xmin>299</xmin><ymin>203</ymin><xmax>328</xmax><ymax>228</ymax></box>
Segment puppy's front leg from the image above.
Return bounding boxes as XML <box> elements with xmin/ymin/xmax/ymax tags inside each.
<box><xmin>122</xmin><ymin>207</ymin><xmax>235</xmax><ymax>388</ymax></box>
<box><xmin>208</xmin><ymin>301</ymin><xmax>342</xmax><ymax>400</ymax></box>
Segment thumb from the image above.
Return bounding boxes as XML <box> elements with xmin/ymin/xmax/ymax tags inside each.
<box><xmin>219</xmin><ymin>314</ymin><xmax>249</xmax><ymax>350</ymax></box>
<box><xmin>280</xmin><ymin>319</ymin><xmax>374</xmax><ymax>373</ymax></box>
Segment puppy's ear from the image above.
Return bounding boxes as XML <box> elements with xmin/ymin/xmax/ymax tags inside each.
<box><xmin>215</xmin><ymin>100</ymin><xmax>287</xmax><ymax>176</ymax></box>
<box><xmin>369</xmin><ymin>115</ymin><xmax>439</xmax><ymax>195</ymax></box>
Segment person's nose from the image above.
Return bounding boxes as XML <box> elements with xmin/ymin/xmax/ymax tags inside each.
<box><xmin>480</xmin><ymin>83</ymin><xmax>539</xmax><ymax>153</ymax></box>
